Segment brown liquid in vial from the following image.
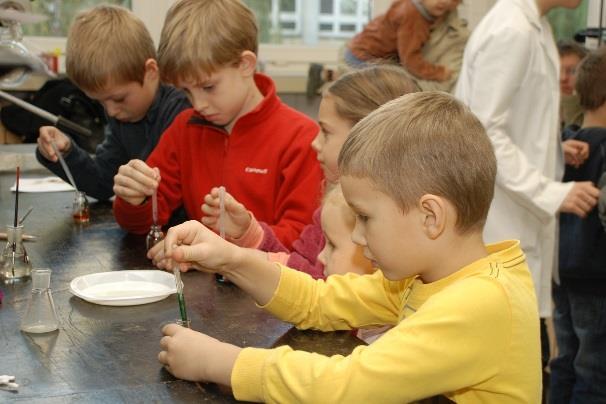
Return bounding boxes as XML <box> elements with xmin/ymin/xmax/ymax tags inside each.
<box><xmin>73</xmin><ymin>208</ymin><xmax>90</xmax><ymax>223</ymax></box>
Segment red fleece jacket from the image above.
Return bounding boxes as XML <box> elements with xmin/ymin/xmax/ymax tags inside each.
<box><xmin>113</xmin><ymin>74</ymin><xmax>322</xmax><ymax>248</ymax></box>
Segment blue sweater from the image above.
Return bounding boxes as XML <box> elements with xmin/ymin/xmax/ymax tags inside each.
<box><xmin>36</xmin><ymin>84</ymin><xmax>190</xmax><ymax>200</ymax></box>
<box><xmin>559</xmin><ymin>125</ymin><xmax>606</xmax><ymax>290</ymax></box>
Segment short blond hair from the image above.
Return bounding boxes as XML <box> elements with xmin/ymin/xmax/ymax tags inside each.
<box><xmin>158</xmin><ymin>0</ymin><xmax>258</xmax><ymax>84</ymax></box>
<box><xmin>339</xmin><ymin>92</ymin><xmax>496</xmax><ymax>234</ymax></box>
<box><xmin>66</xmin><ymin>5</ymin><xmax>156</xmax><ymax>92</ymax></box>
<box><xmin>326</xmin><ymin>64</ymin><xmax>418</xmax><ymax>126</ymax></box>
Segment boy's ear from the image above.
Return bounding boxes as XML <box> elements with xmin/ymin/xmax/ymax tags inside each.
<box><xmin>418</xmin><ymin>194</ymin><xmax>447</xmax><ymax>240</ymax></box>
<box><xmin>238</xmin><ymin>51</ymin><xmax>257</xmax><ymax>77</ymax></box>
<box><xmin>144</xmin><ymin>58</ymin><xmax>159</xmax><ymax>80</ymax></box>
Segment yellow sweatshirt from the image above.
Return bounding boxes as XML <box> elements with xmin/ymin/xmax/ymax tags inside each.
<box><xmin>232</xmin><ymin>240</ymin><xmax>541</xmax><ymax>403</ymax></box>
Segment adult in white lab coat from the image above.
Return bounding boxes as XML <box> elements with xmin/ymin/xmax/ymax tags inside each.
<box><xmin>454</xmin><ymin>0</ymin><xmax>599</xmax><ymax>318</ymax></box>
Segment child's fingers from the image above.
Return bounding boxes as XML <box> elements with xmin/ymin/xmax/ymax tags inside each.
<box><xmin>162</xmin><ymin>323</ymin><xmax>180</xmax><ymax>336</ymax></box>
<box><xmin>201</xmin><ymin>203</ymin><xmax>219</xmax><ymax>216</ymax></box>
<box><xmin>157</xmin><ymin>350</ymin><xmax>168</xmax><ymax>365</ymax></box>
<box><xmin>203</xmin><ymin>193</ymin><xmax>220</xmax><ymax>207</ymax></box>
<box><xmin>201</xmin><ymin>216</ymin><xmax>218</xmax><ymax>228</ymax></box>
<box><xmin>159</xmin><ymin>335</ymin><xmax>171</xmax><ymax>350</ymax></box>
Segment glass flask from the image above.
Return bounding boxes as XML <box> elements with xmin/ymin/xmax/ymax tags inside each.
<box><xmin>73</xmin><ymin>191</ymin><xmax>90</xmax><ymax>223</ymax></box>
<box><xmin>146</xmin><ymin>224</ymin><xmax>165</xmax><ymax>251</ymax></box>
<box><xmin>0</xmin><ymin>224</ymin><xmax>32</xmax><ymax>283</ymax></box>
<box><xmin>21</xmin><ymin>268</ymin><xmax>59</xmax><ymax>333</ymax></box>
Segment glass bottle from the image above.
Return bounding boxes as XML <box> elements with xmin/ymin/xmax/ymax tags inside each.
<box><xmin>73</xmin><ymin>191</ymin><xmax>90</xmax><ymax>223</ymax></box>
<box><xmin>21</xmin><ymin>268</ymin><xmax>59</xmax><ymax>333</ymax></box>
<box><xmin>146</xmin><ymin>224</ymin><xmax>165</xmax><ymax>251</ymax></box>
<box><xmin>0</xmin><ymin>224</ymin><xmax>32</xmax><ymax>283</ymax></box>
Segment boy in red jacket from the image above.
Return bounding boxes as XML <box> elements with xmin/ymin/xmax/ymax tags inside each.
<box><xmin>112</xmin><ymin>0</ymin><xmax>322</xmax><ymax>248</ymax></box>
<box><xmin>346</xmin><ymin>0</ymin><xmax>460</xmax><ymax>82</ymax></box>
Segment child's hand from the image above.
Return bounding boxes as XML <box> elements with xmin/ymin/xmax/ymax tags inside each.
<box><xmin>113</xmin><ymin>160</ymin><xmax>159</xmax><ymax>206</ymax></box>
<box><xmin>158</xmin><ymin>323</ymin><xmax>241</xmax><ymax>385</ymax></box>
<box><xmin>201</xmin><ymin>187</ymin><xmax>252</xmax><ymax>238</ymax></box>
<box><xmin>37</xmin><ymin>126</ymin><xmax>72</xmax><ymax>162</ymax></box>
<box><xmin>562</xmin><ymin>139</ymin><xmax>589</xmax><ymax>168</ymax></box>
<box><xmin>147</xmin><ymin>220</ymin><xmax>240</xmax><ymax>274</ymax></box>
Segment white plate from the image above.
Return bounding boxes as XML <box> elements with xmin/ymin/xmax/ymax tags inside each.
<box><xmin>70</xmin><ymin>270</ymin><xmax>177</xmax><ymax>306</ymax></box>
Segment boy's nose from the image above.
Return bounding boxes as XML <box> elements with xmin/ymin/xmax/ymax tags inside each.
<box><xmin>104</xmin><ymin>103</ymin><xmax>120</xmax><ymax>118</ymax></box>
<box><xmin>191</xmin><ymin>97</ymin><xmax>209</xmax><ymax>114</ymax></box>
<box><xmin>351</xmin><ymin>222</ymin><xmax>367</xmax><ymax>247</ymax></box>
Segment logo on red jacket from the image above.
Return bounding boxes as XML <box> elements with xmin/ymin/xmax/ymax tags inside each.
<box><xmin>245</xmin><ymin>167</ymin><xmax>268</xmax><ymax>174</ymax></box>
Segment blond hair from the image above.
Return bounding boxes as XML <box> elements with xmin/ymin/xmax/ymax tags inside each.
<box><xmin>339</xmin><ymin>92</ymin><xmax>496</xmax><ymax>234</ymax></box>
<box><xmin>326</xmin><ymin>64</ymin><xmax>418</xmax><ymax>125</ymax></box>
<box><xmin>158</xmin><ymin>0</ymin><xmax>258</xmax><ymax>84</ymax></box>
<box><xmin>66</xmin><ymin>5</ymin><xmax>155</xmax><ymax>92</ymax></box>
<box><xmin>323</xmin><ymin>184</ymin><xmax>355</xmax><ymax>230</ymax></box>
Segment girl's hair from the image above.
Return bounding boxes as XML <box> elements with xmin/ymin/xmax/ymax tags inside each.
<box><xmin>322</xmin><ymin>183</ymin><xmax>355</xmax><ymax>229</ymax></box>
<box><xmin>325</xmin><ymin>64</ymin><xmax>419</xmax><ymax>125</ymax></box>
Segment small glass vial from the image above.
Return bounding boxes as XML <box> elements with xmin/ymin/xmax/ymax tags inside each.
<box><xmin>21</xmin><ymin>268</ymin><xmax>59</xmax><ymax>333</ymax></box>
<box><xmin>146</xmin><ymin>224</ymin><xmax>165</xmax><ymax>251</ymax></box>
<box><xmin>0</xmin><ymin>224</ymin><xmax>32</xmax><ymax>283</ymax></box>
<box><xmin>73</xmin><ymin>191</ymin><xmax>90</xmax><ymax>223</ymax></box>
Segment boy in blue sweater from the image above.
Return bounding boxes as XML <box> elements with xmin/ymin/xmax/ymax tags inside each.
<box><xmin>36</xmin><ymin>5</ymin><xmax>189</xmax><ymax>201</ymax></box>
<box><xmin>551</xmin><ymin>47</ymin><xmax>606</xmax><ymax>403</ymax></box>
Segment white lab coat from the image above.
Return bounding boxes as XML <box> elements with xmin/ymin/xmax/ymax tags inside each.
<box><xmin>455</xmin><ymin>0</ymin><xmax>573</xmax><ymax>317</ymax></box>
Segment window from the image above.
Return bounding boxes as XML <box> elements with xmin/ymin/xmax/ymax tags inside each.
<box><xmin>20</xmin><ymin>0</ymin><xmax>132</xmax><ymax>37</ymax></box>
<box><xmin>245</xmin><ymin>0</ymin><xmax>370</xmax><ymax>44</ymax></box>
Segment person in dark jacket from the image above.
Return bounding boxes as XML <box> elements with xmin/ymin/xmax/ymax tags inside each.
<box><xmin>551</xmin><ymin>47</ymin><xmax>606</xmax><ymax>404</ymax></box>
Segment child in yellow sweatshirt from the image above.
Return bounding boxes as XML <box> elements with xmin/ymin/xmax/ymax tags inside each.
<box><xmin>150</xmin><ymin>92</ymin><xmax>541</xmax><ymax>403</ymax></box>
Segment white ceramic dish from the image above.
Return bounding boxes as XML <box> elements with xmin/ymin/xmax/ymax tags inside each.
<box><xmin>70</xmin><ymin>270</ymin><xmax>176</xmax><ymax>306</ymax></box>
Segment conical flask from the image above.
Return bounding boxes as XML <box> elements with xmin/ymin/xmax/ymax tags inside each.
<box><xmin>0</xmin><ymin>224</ymin><xmax>32</xmax><ymax>283</ymax></box>
<box><xmin>21</xmin><ymin>268</ymin><xmax>59</xmax><ymax>333</ymax></box>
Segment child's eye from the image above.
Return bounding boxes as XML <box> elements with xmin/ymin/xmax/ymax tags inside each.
<box><xmin>356</xmin><ymin>214</ymin><xmax>368</xmax><ymax>223</ymax></box>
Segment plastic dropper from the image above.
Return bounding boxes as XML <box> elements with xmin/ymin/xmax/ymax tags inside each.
<box><xmin>219</xmin><ymin>186</ymin><xmax>226</xmax><ymax>239</ymax></box>
<box><xmin>49</xmin><ymin>140</ymin><xmax>78</xmax><ymax>191</ymax></box>
<box><xmin>216</xmin><ymin>186</ymin><xmax>229</xmax><ymax>283</ymax></box>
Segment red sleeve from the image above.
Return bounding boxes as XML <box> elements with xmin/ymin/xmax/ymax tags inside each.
<box><xmin>113</xmin><ymin>112</ymin><xmax>188</xmax><ymax>234</ymax></box>
<box><xmin>396</xmin><ymin>13</ymin><xmax>447</xmax><ymax>81</ymax></box>
<box><xmin>269</xmin><ymin>121</ymin><xmax>323</xmax><ymax>248</ymax></box>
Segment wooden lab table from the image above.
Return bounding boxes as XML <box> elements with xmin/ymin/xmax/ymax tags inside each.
<box><xmin>0</xmin><ymin>170</ymin><xmax>363</xmax><ymax>403</ymax></box>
